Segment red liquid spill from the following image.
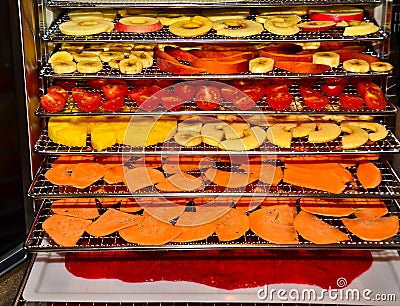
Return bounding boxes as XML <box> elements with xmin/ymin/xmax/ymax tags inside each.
<box><xmin>65</xmin><ymin>249</ymin><xmax>372</xmax><ymax>290</ymax></box>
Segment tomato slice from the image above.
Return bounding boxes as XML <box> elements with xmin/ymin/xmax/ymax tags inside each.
<box><xmin>139</xmin><ymin>95</ymin><xmax>160</xmax><ymax>111</ymax></box>
<box><xmin>160</xmin><ymin>94</ymin><xmax>184</xmax><ymax>111</ymax></box>
<box><xmin>220</xmin><ymin>85</ymin><xmax>241</xmax><ymax>101</ymax></box>
<box><xmin>195</xmin><ymin>86</ymin><xmax>221</xmax><ymax>111</ymax></box>
<box><xmin>153</xmin><ymin>79</ymin><xmax>174</xmax><ymax>88</ymax></box>
<box><xmin>266</xmin><ymin>91</ymin><xmax>293</xmax><ymax>110</ymax></box>
<box><xmin>174</xmin><ymin>83</ymin><xmax>196</xmax><ymax>101</ymax></box>
<box><xmin>298</xmin><ymin>86</ymin><xmax>316</xmax><ymax>97</ymax></box>
<box><xmin>338</xmin><ymin>94</ymin><xmax>364</xmax><ymax>110</ymax></box>
<box><xmin>265</xmin><ymin>84</ymin><xmax>289</xmax><ymax>96</ymax></box>
<box><xmin>102</xmin><ymin>96</ymin><xmax>125</xmax><ymax>112</ymax></box>
<box><xmin>77</xmin><ymin>92</ymin><xmax>102</xmax><ymax>112</ymax></box>
<box><xmin>324</xmin><ymin>77</ymin><xmax>348</xmax><ymax>86</ymax></box>
<box><xmin>356</xmin><ymin>81</ymin><xmax>381</xmax><ymax>98</ymax></box>
<box><xmin>230</xmin><ymin>80</ymin><xmax>248</xmax><ymax>89</ymax></box>
<box><xmin>320</xmin><ymin>84</ymin><xmax>345</xmax><ymax>97</ymax></box>
<box><xmin>71</xmin><ymin>87</ymin><xmax>88</xmax><ymax>103</ymax></box>
<box><xmin>47</xmin><ymin>86</ymin><xmax>69</xmax><ymax>101</ymax></box>
<box><xmin>40</xmin><ymin>92</ymin><xmax>67</xmax><ymax>113</ymax></box>
<box><xmin>102</xmin><ymin>83</ymin><xmax>129</xmax><ymax>99</ymax></box>
<box><xmin>303</xmin><ymin>92</ymin><xmax>329</xmax><ymax>110</ymax></box>
<box><xmin>128</xmin><ymin>86</ymin><xmax>152</xmax><ymax>105</ymax></box>
<box><xmin>87</xmin><ymin>78</ymin><xmax>110</xmax><ymax>90</ymax></box>
<box><xmin>241</xmin><ymin>84</ymin><xmax>265</xmax><ymax>102</ymax></box>
<box><xmin>364</xmin><ymin>87</ymin><xmax>386</xmax><ymax>110</ymax></box>
<box><xmin>55</xmin><ymin>79</ymin><xmax>76</xmax><ymax>91</ymax></box>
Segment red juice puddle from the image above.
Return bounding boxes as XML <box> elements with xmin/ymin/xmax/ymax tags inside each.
<box><xmin>65</xmin><ymin>249</ymin><xmax>373</xmax><ymax>290</ymax></box>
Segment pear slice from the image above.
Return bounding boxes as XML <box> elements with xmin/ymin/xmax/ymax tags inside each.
<box><xmin>341</xmin><ymin>123</ymin><xmax>369</xmax><ymax>149</ymax></box>
<box><xmin>266</xmin><ymin>123</ymin><xmax>297</xmax><ymax>148</ymax></box>
<box><xmin>308</xmin><ymin>123</ymin><xmax>341</xmax><ymax>143</ymax></box>
<box><xmin>291</xmin><ymin>122</ymin><xmax>317</xmax><ymax>138</ymax></box>
<box><xmin>345</xmin><ymin>121</ymin><xmax>388</xmax><ymax>142</ymax></box>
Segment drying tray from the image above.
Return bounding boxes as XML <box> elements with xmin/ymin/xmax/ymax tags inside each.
<box><xmin>42</xmin><ymin>11</ymin><xmax>387</xmax><ymax>43</ymax></box>
<box><xmin>35</xmin><ymin>82</ymin><xmax>398</xmax><ymax>116</ymax></box>
<box><xmin>33</xmin><ymin>128</ymin><xmax>400</xmax><ymax>156</ymax></box>
<box><xmin>25</xmin><ymin>198</ymin><xmax>400</xmax><ymax>251</ymax></box>
<box><xmin>27</xmin><ymin>156</ymin><xmax>400</xmax><ymax>200</ymax></box>
<box><xmin>47</xmin><ymin>0</ymin><xmax>383</xmax><ymax>8</ymax></box>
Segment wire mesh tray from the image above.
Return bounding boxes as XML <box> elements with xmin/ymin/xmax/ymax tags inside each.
<box><xmin>27</xmin><ymin>156</ymin><xmax>400</xmax><ymax>200</ymax></box>
<box><xmin>47</xmin><ymin>0</ymin><xmax>382</xmax><ymax>8</ymax></box>
<box><xmin>35</xmin><ymin>82</ymin><xmax>398</xmax><ymax>116</ymax></box>
<box><xmin>42</xmin><ymin>11</ymin><xmax>387</xmax><ymax>43</ymax></box>
<box><xmin>33</xmin><ymin>127</ymin><xmax>400</xmax><ymax>156</ymax></box>
<box><xmin>25</xmin><ymin>197</ymin><xmax>400</xmax><ymax>252</ymax></box>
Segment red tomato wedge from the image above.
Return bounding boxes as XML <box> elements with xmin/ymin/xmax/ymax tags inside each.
<box><xmin>320</xmin><ymin>84</ymin><xmax>345</xmax><ymax>97</ymax></box>
<box><xmin>356</xmin><ymin>81</ymin><xmax>381</xmax><ymax>98</ymax></box>
<box><xmin>102</xmin><ymin>83</ymin><xmax>129</xmax><ymax>100</ymax></box>
<box><xmin>174</xmin><ymin>83</ymin><xmax>196</xmax><ymax>101</ymax></box>
<box><xmin>338</xmin><ymin>94</ymin><xmax>364</xmax><ymax>110</ymax></box>
<box><xmin>40</xmin><ymin>92</ymin><xmax>67</xmax><ymax>113</ymax></box>
<box><xmin>160</xmin><ymin>94</ymin><xmax>184</xmax><ymax>111</ymax></box>
<box><xmin>364</xmin><ymin>87</ymin><xmax>386</xmax><ymax>110</ymax></box>
<box><xmin>299</xmin><ymin>87</ymin><xmax>329</xmax><ymax>110</ymax></box>
<box><xmin>88</xmin><ymin>79</ymin><xmax>110</xmax><ymax>90</ymax></box>
<box><xmin>71</xmin><ymin>88</ymin><xmax>88</xmax><ymax>103</ymax></box>
<box><xmin>195</xmin><ymin>86</ymin><xmax>221</xmax><ymax>110</ymax></box>
<box><xmin>241</xmin><ymin>84</ymin><xmax>265</xmax><ymax>102</ymax></box>
<box><xmin>266</xmin><ymin>91</ymin><xmax>293</xmax><ymax>110</ymax></box>
<box><xmin>47</xmin><ymin>86</ymin><xmax>69</xmax><ymax>101</ymax></box>
<box><xmin>102</xmin><ymin>96</ymin><xmax>125</xmax><ymax>112</ymax></box>
<box><xmin>77</xmin><ymin>92</ymin><xmax>102</xmax><ymax>112</ymax></box>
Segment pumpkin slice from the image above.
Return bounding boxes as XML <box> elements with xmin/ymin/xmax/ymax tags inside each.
<box><xmin>51</xmin><ymin>198</ymin><xmax>99</xmax><ymax>219</ymax></box>
<box><xmin>124</xmin><ymin>167</ymin><xmax>165</xmax><ymax>192</ymax></box>
<box><xmin>215</xmin><ymin>208</ymin><xmax>249</xmax><ymax>241</ymax></box>
<box><xmin>70</xmin><ymin>162</ymin><xmax>107</xmax><ymax>189</ymax></box>
<box><xmin>119</xmin><ymin>212</ymin><xmax>182</xmax><ymax>245</ymax></box>
<box><xmin>356</xmin><ymin>161</ymin><xmax>382</xmax><ymax>189</ymax></box>
<box><xmin>173</xmin><ymin>221</ymin><xmax>217</xmax><ymax>242</ymax></box>
<box><xmin>249</xmin><ymin>205</ymin><xmax>299</xmax><ymax>244</ymax></box>
<box><xmin>294</xmin><ymin>210</ymin><xmax>349</xmax><ymax>244</ymax></box>
<box><xmin>204</xmin><ymin>167</ymin><xmax>258</xmax><ymax>188</ymax></box>
<box><xmin>352</xmin><ymin>199</ymin><xmax>388</xmax><ymax>219</ymax></box>
<box><xmin>42</xmin><ymin>214</ymin><xmax>92</xmax><ymax>247</ymax></box>
<box><xmin>137</xmin><ymin>197</ymin><xmax>186</xmax><ymax>222</ymax></box>
<box><xmin>300</xmin><ymin>198</ymin><xmax>354</xmax><ymax>217</ymax></box>
<box><xmin>342</xmin><ymin>216</ymin><xmax>399</xmax><ymax>241</ymax></box>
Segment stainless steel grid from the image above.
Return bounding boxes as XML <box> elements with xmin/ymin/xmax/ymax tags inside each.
<box><xmin>20</xmin><ymin>302</ymin><xmax>343</xmax><ymax>306</ymax></box>
<box><xmin>24</xmin><ymin>198</ymin><xmax>400</xmax><ymax>252</ymax></box>
<box><xmin>27</xmin><ymin>157</ymin><xmax>400</xmax><ymax>199</ymax></box>
<box><xmin>35</xmin><ymin>83</ymin><xmax>398</xmax><ymax>116</ymax></box>
<box><xmin>33</xmin><ymin>127</ymin><xmax>400</xmax><ymax>155</ymax></box>
<box><xmin>42</xmin><ymin>12</ymin><xmax>387</xmax><ymax>43</ymax></box>
<box><xmin>47</xmin><ymin>0</ymin><xmax>382</xmax><ymax>8</ymax></box>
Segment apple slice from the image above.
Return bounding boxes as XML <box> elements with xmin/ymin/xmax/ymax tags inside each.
<box><xmin>115</xmin><ymin>16</ymin><xmax>163</xmax><ymax>33</ymax></box>
<box><xmin>308</xmin><ymin>6</ymin><xmax>364</xmax><ymax>22</ymax></box>
<box><xmin>298</xmin><ymin>21</ymin><xmax>336</xmax><ymax>32</ymax></box>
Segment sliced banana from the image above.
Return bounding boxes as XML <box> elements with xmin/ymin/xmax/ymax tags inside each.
<box><xmin>118</xmin><ymin>58</ymin><xmax>143</xmax><ymax>74</ymax></box>
<box><xmin>201</xmin><ymin>123</ymin><xmax>226</xmax><ymax>147</ymax></box>
<box><xmin>266</xmin><ymin>123</ymin><xmax>297</xmax><ymax>148</ymax></box>
<box><xmin>342</xmin><ymin>59</ymin><xmax>370</xmax><ymax>73</ymax></box>
<box><xmin>312</xmin><ymin>52</ymin><xmax>340</xmax><ymax>68</ymax></box>
<box><xmin>213</xmin><ymin>19</ymin><xmax>264</xmax><ymax>37</ymax></box>
<box><xmin>264</xmin><ymin>15</ymin><xmax>300</xmax><ymax>36</ymax></box>
<box><xmin>308</xmin><ymin>123</ymin><xmax>341</xmax><ymax>143</ymax></box>
<box><xmin>98</xmin><ymin>51</ymin><xmax>123</xmax><ymax>62</ymax></box>
<box><xmin>370</xmin><ymin>61</ymin><xmax>394</xmax><ymax>72</ymax></box>
<box><xmin>174</xmin><ymin>131</ymin><xmax>202</xmax><ymax>147</ymax></box>
<box><xmin>51</xmin><ymin>61</ymin><xmax>76</xmax><ymax>74</ymax></box>
<box><xmin>291</xmin><ymin>123</ymin><xmax>317</xmax><ymax>138</ymax></box>
<box><xmin>345</xmin><ymin>121</ymin><xmax>388</xmax><ymax>141</ymax></box>
<box><xmin>341</xmin><ymin>123</ymin><xmax>369</xmax><ymax>149</ymax></box>
<box><xmin>129</xmin><ymin>51</ymin><xmax>154</xmax><ymax>68</ymax></box>
<box><xmin>73</xmin><ymin>53</ymin><xmax>101</xmax><ymax>62</ymax></box>
<box><xmin>59</xmin><ymin>19</ymin><xmax>114</xmax><ymax>36</ymax></box>
<box><xmin>76</xmin><ymin>61</ymin><xmax>103</xmax><ymax>73</ymax></box>
<box><xmin>49</xmin><ymin>51</ymin><xmax>74</xmax><ymax>64</ymax></box>
<box><xmin>343</xmin><ymin>22</ymin><xmax>379</xmax><ymax>36</ymax></box>
<box><xmin>249</xmin><ymin>57</ymin><xmax>274</xmax><ymax>73</ymax></box>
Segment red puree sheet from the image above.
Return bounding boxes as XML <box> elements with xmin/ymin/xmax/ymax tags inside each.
<box><xmin>65</xmin><ymin>250</ymin><xmax>373</xmax><ymax>290</ymax></box>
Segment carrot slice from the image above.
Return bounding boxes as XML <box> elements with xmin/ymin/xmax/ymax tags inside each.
<box><xmin>119</xmin><ymin>212</ymin><xmax>182</xmax><ymax>245</ymax></box>
<box><xmin>120</xmin><ymin>198</ymin><xmax>143</xmax><ymax>213</ymax></box>
<box><xmin>85</xmin><ymin>208</ymin><xmax>143</xmax><ymax>237</ymax></box>
<box><xmin>137</xmin><ymin>197</ymin><xmax>186</xmax><ymax>222</ymax></box>
<box><xmin>215</xmin><ymin>208</ymin><xmax>249</xmax><ymax>241</ymax></box>
<box><xmin>249</xmin><ymin>206</ymin><xmax>299</xmax><ymax>244</ymax></box>
<box><xmin>283</xmin><ymin>167</ymin><xmax>346</xmax><ymax>194</ymax></box>
<box><xmin>173</xmin><ymin>221</ymin><xmax>217</xmax><ymax>242</ymax></box>
<box><xmin>353</xmin><ymin>199</ymin><xmax>388</xmax><ymax>219</ymax></box>
<box><xmin>176</xmin><ymin>199</ymin><xmax>232</xmax><ymax>226</ymax></box>
<box><xmin>204</xmin><ymin>167</ymin><xmax>259</xmax><ymax>188</ymax></box>
<box><xmin>103</xmin><ymin>164</ymin><xmax>125</xmax><ymax>184</ymax></box>
<box><xmin>162</xmin><ymin>156</ymin><xmax>213</xmax><ymax>174</ymax></box>
<box><xmin>42</xmin><ymin>214</ymin><xmax>92</xmax><ymax>247</ymax></box>
<box><xmin>70</xmin><ymin>162</ymin><xmax>106</xmax><ymax>189</ymax></box>
<box><xmin>294</xmin><ymin>210</ymin><xmax>349</xmax><ymax>244</ymax></box>
<box><xmin>156</xmin><ymin>173</ymin><xmax>204</xmax><ymax>192</ymax></box>
<box><xmin>356</xmin><ymin>161</ymin><xmax>382</xmax><ymax>189</ymax></box>
<box><xmin>300</xmin><ymin>198</ymin><xmax>354</xmax><ymax>217</ymax></box>
<box><xmin>45</xmin><ymin>164</ymin><xmax>73</xmax><ymax>186</ymax></box>
<box><xmin>124</xmin><ymin>167</ymin><xmax>165</xmax><ymax>192</ymax></box>
<box><xmin>51</xmin><ymin>198</ymin><xmax>99</xmax><ymax>219</ymax></box>
<box><xmin>342</xmin><ymin>216</ymin><xmax>399</xmax><ymax>241</ymax></box>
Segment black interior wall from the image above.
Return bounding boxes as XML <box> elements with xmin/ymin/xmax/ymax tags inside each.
<box><xmin>0</xmin><ymin>0</ymin><xmax>26</xmax><ymax>259</ymax></box>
